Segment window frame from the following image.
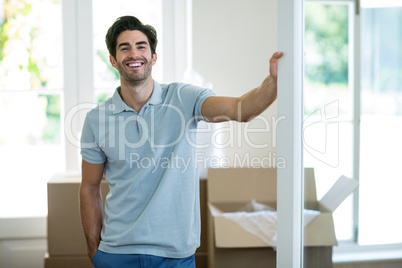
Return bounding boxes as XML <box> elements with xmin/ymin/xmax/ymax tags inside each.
<box><xmin>0</xmin><ymin>0</ymin><xmax>65</xmax><ymax>225</ymax></box>
<box><xmin>305</xmin><ymin>0</ymin><xmax>402</xmax><ymax>263</ymax></box>
<box><xmin>304</xmin><ymin>0</ymin><xmax>357</xmax><ymax>243</ymax></box>
<box><xmin>62</xmin><ymin>0</ymin><xmax>94</xmax><ymax>172</ymax></box>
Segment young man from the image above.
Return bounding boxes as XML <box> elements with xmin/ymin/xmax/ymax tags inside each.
<box><xmin>80</xmin><ymin>16</ymin><xmax>282</xmax><ymax>268</ymax></box>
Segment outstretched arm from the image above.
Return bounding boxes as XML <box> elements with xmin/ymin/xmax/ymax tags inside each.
<box><xmin>201</xmin><ymin>51</ymin><xmax>283</xmax><ymax>123</ymax></box>
<box><xmin>80</xmin><ymin>160</ymin><xmax>105</xmax><ymax>261</ymax></box>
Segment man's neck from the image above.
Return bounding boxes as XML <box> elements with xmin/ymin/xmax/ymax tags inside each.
<box><xmin>119</xmin><ymin>77</ymin><xmax>154</xmax><ymax>113</ymax></box>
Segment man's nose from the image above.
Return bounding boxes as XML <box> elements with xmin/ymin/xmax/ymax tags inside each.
<box><xmin>128</xmin><ymin>48</ymin><xmax>140</xmax><ymax>58</ymax></box>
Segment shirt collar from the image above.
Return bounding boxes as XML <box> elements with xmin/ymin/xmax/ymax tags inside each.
<box><xmin>148</xmin><ymin>80</ymin><xmax>163</xmax><ymax>105</ymax></box>
<box><xmin>111</xmin><ymin>87</ymin><xmax>126</xmax><ymax>114</ymax></box>
<box><xmin>111</xmin><ymin>80</ymin><xmax>163</xmax><ymax>114</ymax></box>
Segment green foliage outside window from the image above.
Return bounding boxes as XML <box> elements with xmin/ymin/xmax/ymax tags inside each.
<box><xmin>305</xmin><ymin>4</ymin><xmax>349</xmax><ymax>86</ymax></box>
<box><xmin>0</xmin><ymin>0</ymin><xmax>61</xmax><ymax>144</ymax></box>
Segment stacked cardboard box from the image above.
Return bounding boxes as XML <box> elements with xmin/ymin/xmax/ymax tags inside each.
<box><xmin>207</xmin><ymin>167</ymin><xmax>358</xmax><ymax>268</ymax></box>
<box><xmin>45</xmin><ymin>173</ymin><xmax>109</xmax><ymax>268</ymax></box>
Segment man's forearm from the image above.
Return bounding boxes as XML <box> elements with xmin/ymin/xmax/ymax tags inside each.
<box><xmin>80</xmin><ymin>185</ymin><xmax>103</xmax><ymax>259</ymax></box>
<box><xmin>200</xmin><ymin>52</ymin><xmax>281</xmax><ymax>123</ymax></box>
<box><xmin>237</xmin><ymin>74</ymin><xmax>277</xmax><ymax>122</ymax></box>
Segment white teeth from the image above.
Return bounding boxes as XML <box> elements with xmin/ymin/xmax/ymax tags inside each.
<box><xmin>129</xmin><ymin>63</ymin><xmax>142</xmax><ymax>67</ymax></box>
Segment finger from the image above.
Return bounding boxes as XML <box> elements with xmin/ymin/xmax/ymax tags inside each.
<box><xmin>270</xmin><ymin>57</ymin><xmax>279</xmax><ymax>64</ymax></box>
<box><xmin>272</xmin><ymin>51</ymin><xmax>283</xmax><ymax>59</ymax></box>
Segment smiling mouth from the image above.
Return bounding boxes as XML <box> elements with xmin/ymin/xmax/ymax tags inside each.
<box><xmin>128</xmin><ymin>62</ymin><xmax>143</xmax><ymax>67</ymax></box>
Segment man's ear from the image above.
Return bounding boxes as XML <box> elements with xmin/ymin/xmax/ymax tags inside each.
<box><xmin>110</xmin><ymin>55</ymin><xmax>118</xmax><ymax>68</ymax></box>
<box><xmin>152</xmin><ymin>52</ymin><xmax>157</xmax><ymax>66</ymax></box>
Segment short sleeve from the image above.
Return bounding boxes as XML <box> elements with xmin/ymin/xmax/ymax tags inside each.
<box><xmin>80</xmin><ymin>115</ymin><xmax>106</xmax><ymax>164</ymax></box>
<box><xmin>193</xmin><ymin>88</ymin><xmax>216</xmax><ymax>121</ymax></box>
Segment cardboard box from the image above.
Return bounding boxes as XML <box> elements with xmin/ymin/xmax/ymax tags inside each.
<box><xmin>199</xmin><ymin>178</ymin><xmax>209</xmax><ymax>252</ymax></box>
<box><xmin>207</xmin><ymin>168</ymin><xmax>358</xmax><ymax>268</ymax></box>
<box><xmin>195</xmin><ymin>178</ymin><xmax>208</xmax><ymax>268</ymax></box>
<box><xmin>44</xmin><ymin>253</ymin><xmax>93</xmax><ymax>268</ymax></box>
<box><xmin>47</xmin><ymin>172</ymin><xmax>208</xmax><ymax>268</ymax></box>
<box><xmin>47</xmin><ymin>173</ymin><xmax>109</xmax><ymax>256</ymax></box>
<box><xmin>304</xmin><ymin>168</ymin><xmax>359</xmax><ymax>246</ymax></box>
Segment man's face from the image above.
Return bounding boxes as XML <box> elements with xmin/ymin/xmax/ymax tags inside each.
<box><xmin>110</xmin><ymin>30</ymin><xmax>157</xmax><ymax>85</ymax></box>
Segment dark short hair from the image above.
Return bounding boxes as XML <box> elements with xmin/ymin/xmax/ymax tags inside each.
<box><xmin>106</xmin><ymin>16</ymin><xmax>158</xmax><ymax>59</ymax></box>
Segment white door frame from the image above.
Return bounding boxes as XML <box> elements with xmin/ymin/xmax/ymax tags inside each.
<box><xmin>276</xmin><ymin>0</ymin><xmax>304</xmax><ymax>267</ymax></box>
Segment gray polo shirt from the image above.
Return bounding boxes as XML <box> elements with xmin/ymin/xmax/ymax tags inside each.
<box><xmin>81</xmin><ymin>81</ymin><xmax>215</xmax><ymax>258</ymax></box>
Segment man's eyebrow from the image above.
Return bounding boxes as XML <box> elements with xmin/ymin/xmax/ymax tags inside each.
<box><xmin>117</xmin><ymin>42</ymin><xmax>130</xmax><ymax>49</ymax></box>
<box><xmin>135</xmin><ymin>41</ymin><xmax>149</xmax><ymax>46</ymax></box>
<box><xmin>117</xmin><ymin>41</ymin><xmax>149</xmax><ymax>49</ymax></box>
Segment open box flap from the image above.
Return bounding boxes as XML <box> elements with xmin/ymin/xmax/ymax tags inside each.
<box><xmin>208</xmin><ymin>203</ymin><xmax>225</xmax><ymax>216</ymax></box>
<box><xmin>319</xmin><ymin>175</ymin><xmax>359</xmax><ymax>212</ymax></box>
<box><xmin>304</xmin><ymin>168</ymin><xmax>318</xmax><ymax>210</ymax></box>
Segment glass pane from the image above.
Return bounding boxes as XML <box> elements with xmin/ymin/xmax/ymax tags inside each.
<box><xmin>0</xmin><ymin>0</ymin><xmax>63</xmax><ymax>90</ymax></box>
<box><xmin>359</xmin><ymin>4</ymin><xmax>402</xmax><ymax>245</ymax></box>
<box><xmin>304</xmin><ymin>121</ymin><xmax>354</xmax><ymax>239</ymax></box>
<box><xmin>304</xmin><ymin>2</ymin><xmax>354</xmax><ymax>266</ymax></box>
<box><xmin>93</xmin><ymin>0</ymin><xmax>163</xmax><ymax>91</ymax></box>
<box><xmin>0</xmin><ymin>0</ymin><xmax>63</xmax><ymax>217</ymax></box>
<box><xmin>0</xmin><ymin>92</ymin><xmax>64</xmax><ymax>217</ymax></box>
<box><xmin>304</xmin><ymin>0</ymin><xmax>354</xmax><ymax>231</ymax></box>
<box><xmin>304</xmin><ymin>3</ymin><xmax>352</xmax><ymax>120</ymax></box>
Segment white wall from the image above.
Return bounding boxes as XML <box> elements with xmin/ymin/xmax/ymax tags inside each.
<box><xmin>192</xmin><ymin>0</ymin><xmax>279</xmax><ymax>167</ymax></box>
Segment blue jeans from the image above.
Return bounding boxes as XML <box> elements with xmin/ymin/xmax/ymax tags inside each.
<box><xmin>92</xmin><ymin>250</ymin><xmax>196</xmax><ymax>268</ymax></box>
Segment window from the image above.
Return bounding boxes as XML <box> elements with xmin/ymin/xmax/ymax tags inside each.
<box><xmin>304</xmin><ymin>0</ymin><xmax>402</xmax><ymax>261</ymax></box>
<box><xmin>304</xmin><ymin>1</ymin><xmax>355</xmax><ymax>242</ymax></box>
<box><xmin>0</xmin><ymin>0</ymin><xmax>167</xmax><ymax>219</ymax></box>
<box><xmin>0</xmin><ymin>0</ymin><xmax>64</xmax><ymax>217</ymax></box>
<box><xmin>359</xmin><ymin>2</ymin><xmax>402</xmax><ymax>245</ymax></box>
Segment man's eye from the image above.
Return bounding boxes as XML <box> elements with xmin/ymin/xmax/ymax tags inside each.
<box><xmin>121</xmin><ymin>47</ymin><xmax>128</xmax><ymax>51</ymax></box>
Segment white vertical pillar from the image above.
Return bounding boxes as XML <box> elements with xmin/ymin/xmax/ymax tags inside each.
<box><xmin>277</xmin><ymin>0</ymin><xmax>304</xmax><ymax>267</ymax></box>
<box><xmin>77</xmin><ymin>0</ymin><xmax>94</xmax><ymax>106</ymax></box>
<box><xmin>76</xmin><ymin>0</ymin><xmax>95</xmax><ymax>171</ymax></box>
<box><xmin>161</xmin><ymin>0</ymin><xmax>192</xmax><ymax>83</ymax></box>
<box><xmin>352</xmin><ymin>1</ymin><xmax>361</xmax><ymax>243</ymax></box>
<box><xmin>62</xmin><ymin>0</ymin><xmax>79</xmax><ymax>171</ymax></box>
<box><xmin>63</xmin><ymin>0</ymin><xmax>94</xmax><ymax>171</ymax></box>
